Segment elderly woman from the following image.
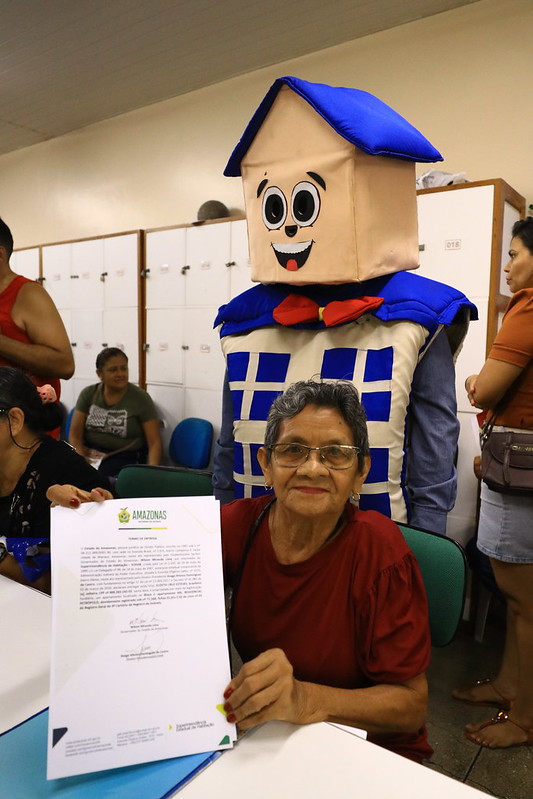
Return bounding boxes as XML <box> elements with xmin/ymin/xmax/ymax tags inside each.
<box><xmin>0</xmin><ymin>367</ymin><xmax>113</xmax><ymax>594</ymax></box>
<box><xmin>221</xmin><ymin>380</ymin><xmax>432</xmax><ymax>762</ymax></box>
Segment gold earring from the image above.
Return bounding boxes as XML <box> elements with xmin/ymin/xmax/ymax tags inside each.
<box><xmin>350</xmin><ymin>492</ymin><xmax>360</xmax><ymax>503</ymax></box>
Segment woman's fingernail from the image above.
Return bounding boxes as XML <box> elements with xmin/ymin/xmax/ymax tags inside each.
<box><xmin>224</xmin><ymin>702</ymin><xmax>232</xmax><ymax>713</ymax></box>
<box><xmin>226</xmin><ymin>714</ymin><xmax>236</xmax><ymax>724</ymax></box>
<box><xmin>223</xmin><ymin>687</ymin><xmax>233</xmax><ymax>700</ymax></box>
<box><xmin>69</xmin><ymin>498</ymin><xmax>80</xmax><ymax>507</ymax></box>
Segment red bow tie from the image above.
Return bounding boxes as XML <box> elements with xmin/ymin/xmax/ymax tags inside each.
<box><xmin>273</xmin><ymin>294</ymin><xmax>384</xmax><ymax>327</ymax></box>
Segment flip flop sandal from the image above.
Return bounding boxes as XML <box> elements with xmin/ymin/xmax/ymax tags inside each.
<box><xmin>465</xmin><ymin>710</ymin><xmax>533</xmax><ymax>748</ymax></box>
<box><xmin>452</xmin><ymin>677</ymin><xmax>511</xmax><ymax>710</ymax></box>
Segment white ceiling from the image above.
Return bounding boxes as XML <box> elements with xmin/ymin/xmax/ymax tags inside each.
<box><xmin>0</xmin><ymin>0</ymin><xmax>480</xmax><ymax>157</ymax></box>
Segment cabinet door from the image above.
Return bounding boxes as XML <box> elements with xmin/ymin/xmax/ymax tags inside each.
<box><xmin>145</xmin><ymin>308</ymin><xmax>185</xmax><ymax>384</ymax></box>
<box><xmin>228</xmin><ymin>219</ymin><xmax>254</xmax><ymax>299</ymax></box>
<box><xmin>71</xmin><ymin>308</ymin><xmax>103</xmax><ymax>379</ymax></box>
<box><xmin>145</xmin><ymin>228</ymin><xmax>187</xmax><ymax>308</ymax></box>
<box><xmin>182</xmin><ymin>306</ymin><xmax>226</xmax><ymax>391</ymax></box>
<box><xmin>70</xmin><ymin>239</ymin><xmax>105</xmax><ymax>310</ymax></box>
<box><xmin>42</xmin><ymin>243</ymin><xmax>72</xmax><ymax>309</ymax></box>
<box><xmin>102</xmin><ymin>308</ymin><xmax>140</xmax><ymax>383</ymax></box>
<box><xmin>417</xmin><ymin>184</ymin><xmax>494</xmax><ymax>300</ymax></box>
<box><xmin>103</xmin><ymin>234</ymin><xmax>139</xmax><ymax>308</ymax></box>
<box><xmin>184</xmin><ymin>223</ymin><xmax>231</xmax><ymax>306</ymax></box>
<box><xmin>11</xmin><ymin>248</ymin><xmax>40</xmax><ymax>281</ymax></box>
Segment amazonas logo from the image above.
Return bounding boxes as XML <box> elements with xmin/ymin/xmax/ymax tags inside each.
<box><xmin>118</xmin><ymin>508</ymin><xmax>131</xmax><ymax>524</ymax></box>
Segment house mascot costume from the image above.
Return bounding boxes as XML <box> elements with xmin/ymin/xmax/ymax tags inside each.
<box><xmin>213</xmin><ymin>76</ymin><xmax>476</xmax><ymax>534</ymax></box>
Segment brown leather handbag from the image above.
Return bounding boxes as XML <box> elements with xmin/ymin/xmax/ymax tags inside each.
<box><xmin>481</xmin><ymin>420</ymin><xmax>533</xmax><ymax>495</ymax></box>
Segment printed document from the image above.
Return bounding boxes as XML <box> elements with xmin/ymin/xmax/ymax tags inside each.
<box><xmin>47</xmin><ymin>496</ymin><xmax>235</xmax><ymax>779</ymax></box>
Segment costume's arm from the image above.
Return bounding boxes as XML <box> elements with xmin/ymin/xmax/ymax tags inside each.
<box><xmin>0</xmin><ymin>282</ymin><xmax>75</xmax><ymax>378</ymax></box>
<box><xmin>406</xmin><ymin>329</ymin><xmax>459</xmax><ymax>535</ymax></box>
<box><xmin>212</xmin><ymin>371</ymin><xmax>235</xmax><ymax>504</ymax></box>
<box><xmin>223</xmin><ymin>649</ymin><xmax>427</xmax><ymax>734</ymax></box>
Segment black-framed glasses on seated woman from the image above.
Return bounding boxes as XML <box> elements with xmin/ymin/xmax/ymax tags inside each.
<box><xmin>268</xmin><ymin>443</ymin><xmax>360</xmax><ymax>470</ymax></box>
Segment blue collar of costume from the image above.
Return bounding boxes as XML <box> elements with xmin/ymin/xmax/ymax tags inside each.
<box><xmin>215</xmin><ymin>271</ymin><xmax>478</xmax><ymax>338</ymax></box>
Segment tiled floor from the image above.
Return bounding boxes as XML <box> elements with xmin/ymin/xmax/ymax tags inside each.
<box><xmin>425</xmin><ymin>599</ymin><xmax>533</xmax><ymax>798</ymax></box>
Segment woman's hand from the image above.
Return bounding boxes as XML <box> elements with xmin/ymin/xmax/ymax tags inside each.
<box><xmin>465</xmin><ymin>374</ymin><xmax>479</xmax><ymax>407</ymax></box>
<box><xmin>46</xmin><ymin>484</ymin><xmax>113</xmax><ymax>508</ymax></box>
<box><xmin>223</xmin><ymin>648</ymin><xmax>311</xmax><ymax>730</ymax></box>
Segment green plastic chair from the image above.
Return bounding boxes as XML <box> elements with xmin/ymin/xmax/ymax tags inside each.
<box><xmin>116</xmin><ymin>464</ymin><xmax>213</xmax><ymax>499</ymax></box>
<box><xmin>398</xmin><ymin>523</ymin><xmax>467</xmax><ymax>647</ymax></box>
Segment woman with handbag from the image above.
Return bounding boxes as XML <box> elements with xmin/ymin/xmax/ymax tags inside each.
<box><xmin>453</xmin><ymin>217</ymin><xmax>533</xmax><ymax>748</ymax></box>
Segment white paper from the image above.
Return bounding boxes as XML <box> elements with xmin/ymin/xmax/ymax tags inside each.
<box><xmin>47</xmin><ymin>496</ymin><xmax>236</xmax><ymax>779</ymax></box>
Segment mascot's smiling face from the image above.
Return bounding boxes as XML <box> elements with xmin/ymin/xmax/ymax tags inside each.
<box><xmin>258</xmin><ymin>170</ymin><xmax>325</xmax><ymax>273</ymax></box>
<box><xmin>240</xmin><ymin>85</ymin><xmax>420</xmax><ymax>285</ymax></box>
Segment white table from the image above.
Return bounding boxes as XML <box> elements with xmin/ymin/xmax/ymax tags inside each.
<box><xmin>1</xmin><ymin>576</ymin><xmax>51</xmax><ymax>733</ymax></box>
<box><xmin>1</xmin><ymin>576</ymin><xmax>488</xmax><ymax>798</ymax></box>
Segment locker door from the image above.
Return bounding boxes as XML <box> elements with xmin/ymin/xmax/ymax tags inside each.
<box><xmin>102</xmin><ymin>308</ymin><xmax>140</xmax><ymax>384</ymax></box>
<box><xmin>417</xmin><ymin>185</ymin><xmax>494</xmax><ymax>298</ymax></box>
<box><xmin>11</xmin><ymin>248</ymin><xmax>40</xmax><ymax>281</ymax></box>
<box><xmin>228</xmin><ymin>219</ymin><xmax>254</xmax><ymax>299</ymax></box>
<box><xmin>42</xmin><ymin>243</ymin><xmax>72</xmax><ymax>310</ymax></box>
<box><xmin>71</xmin><ymin>309</ymin><xmax>103</xmax><ymax>379</ymax></box>
<box><xmin>103</xmin><ymin>233</ymin><xmax>139</xmax><ymax>308</ymax></box>
<box><xmin>145</xmin><ymin>228</ymin><xmax>187</xmax><ymax>309</ymax></box>
<box><xmin>182</xmin><ymin>306</ymin><xmax>226</xmax><ymax>392</ymax></box>
<box><xmin>184</xmin><ymin>223</ymin><xmax>231</xmax><ymax>306</ymax></box>
<box><xmin>71</xmin><ymin>239</ymin><xmax>105</xmax><ymax>310</ymax></box>
<box><xmin>145</xmin><ymin>308</ymin><xmax>185</xmax><ymax>385</ymax></box>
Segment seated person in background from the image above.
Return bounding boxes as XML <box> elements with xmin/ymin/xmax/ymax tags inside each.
<box><xmin>222</xmin><ymin>379</ymin><xmax>432</xmax><ymax>763</ymax></box>
<box><xmin>69</xmin><ymin>347</ymin><xmax>162</xmax><ymax>478</ymax></box>
<box><xmin>0</xmin><ymin>367</ymin><xmax>113</xmax><ymax>594</ymax></box>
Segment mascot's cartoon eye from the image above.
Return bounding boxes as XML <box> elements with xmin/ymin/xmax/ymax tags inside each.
<box><xmin>291</xmin><ymin>181</ymin><xmax>320</xmax><ymax>227</ymax></box>
<box><xmin>262</xmin><ymin>186</ymin><xmax>287</xmax><ymax>230</ymax></box>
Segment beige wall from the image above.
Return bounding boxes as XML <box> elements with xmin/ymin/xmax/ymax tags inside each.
<box><xmin>1</xmin><ymin>0</ymin><xmax>531</xmax><ymax>249</ymax></box>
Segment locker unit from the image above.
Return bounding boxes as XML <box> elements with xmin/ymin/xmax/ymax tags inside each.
<box><xmin>416</xmin><ymin>179</ymin><xmax>525</xmax><ymax>544</ymax></box>
<box><xmin>144</xmin><ymin>216</ymin><xmax>253</xmax><ymax>458</ymax></box>
<box><xmin>41</xmin><ymin>232</ymin><xmax>142</xmax><ymax>410</ymax></box>
<box><xmin>9</xmin><ymin>247</ymin><xmax>40</xmax><ymax>282</ymax></box>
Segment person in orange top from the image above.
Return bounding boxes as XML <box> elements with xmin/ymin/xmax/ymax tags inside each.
<box><xmin>0</xmin><ymin>217</ymin><xmax>74</xmax><ymax>400</ymax></box>
<box><xmin>453</xmin><ymin>217</ymin><xmax>533</xmax><ymax>748</ymax></box>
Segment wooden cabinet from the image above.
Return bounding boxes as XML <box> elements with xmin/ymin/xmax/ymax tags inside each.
<box><xmin>416</xmin><ymin>179</ymin><xmax>525</xmax><ymax>544</ymax></box>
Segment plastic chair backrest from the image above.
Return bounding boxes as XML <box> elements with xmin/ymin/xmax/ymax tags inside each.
<box><xmin>61</xmin><ymin>407</ymin><xmax>75</xmax><ymax>441</ymax></box>
<box><xmin>169</xmin><ymin>418</ymin><xmax>213</xmax><ymax>470</ymax></box>
<box><xmin>398</xmin><ymin>524</ymin><xmax>467</xmax><ymax>647</ymax></box>
<box><xmin>116</xmin><ymin>464</ymin><xmax>213</xmax><ymax>498</ymax></box>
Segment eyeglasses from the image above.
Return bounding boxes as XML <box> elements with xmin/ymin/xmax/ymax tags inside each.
<box><xmin>268</xmin><ymin>443</ymin><xmax>360</xmax><ymax>470</ymax></box>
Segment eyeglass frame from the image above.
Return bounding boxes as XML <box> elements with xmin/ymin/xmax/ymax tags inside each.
<box><xmin>266</xmin><ymin>442</ymin><xmax>361</xmax><ymax>470</ymax></box>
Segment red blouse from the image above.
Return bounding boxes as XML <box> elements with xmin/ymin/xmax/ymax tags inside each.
<box><xmin>222</xmin><ymin>495</ymin><xmax>432</xmax><ymax>762</ymax></box>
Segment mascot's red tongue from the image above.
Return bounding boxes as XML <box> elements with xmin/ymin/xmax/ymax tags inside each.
<box><xmin>286</xmin><ymin>259</ymin><xmax>299</xmax><ymax>271</ymax></box>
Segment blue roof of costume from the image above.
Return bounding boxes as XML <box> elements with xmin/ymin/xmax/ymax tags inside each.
<box><xmin>224</xmin><ymin>76</ymin><xmax>443</xmax><ymax>176</ymax></box>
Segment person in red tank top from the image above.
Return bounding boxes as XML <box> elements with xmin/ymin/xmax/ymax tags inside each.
<box><xmin>0</xmin><ymin>217</ymin><xmax>74</xmax><ymax>400</ymax></box>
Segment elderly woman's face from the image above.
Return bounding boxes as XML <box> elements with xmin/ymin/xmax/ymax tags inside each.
<box><xmin>258</xmin><ymin>404</ymin><xmax>369</xmax><ymax>519</ymax></box>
